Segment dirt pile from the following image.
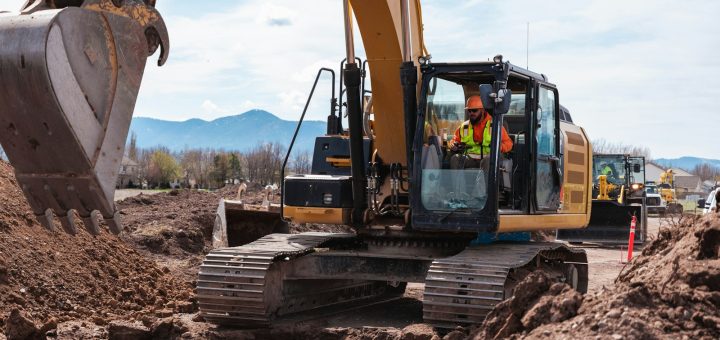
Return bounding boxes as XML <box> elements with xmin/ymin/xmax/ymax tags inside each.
<box><xmin>117</xmin><ymin>184</ymin><xmax>352</xmax><ymax>258</ymax></box>
<box><xmin>0</xmin><ymin>161</ymin><xmax>193</xmax><ymax>337</ymax></box>
<box><xmin>473</xmin><ymin>271</ymin><xmax>582</xmax><ymax>339</ymax></box>
<box><xmin>117</xmin><ymin>190</ymin><xmax>222</xmax><ymax>257</ymax></box>
<box><xmin>522</xmin><ymin>214</ymin><xmax>720</xmax><ymax>339</ymax></box>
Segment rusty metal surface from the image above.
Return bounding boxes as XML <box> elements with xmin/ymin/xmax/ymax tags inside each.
<box><xmin>0</xmin><ymin>0</ymin><xmax>168</xmax><ymax>234</ymax></box>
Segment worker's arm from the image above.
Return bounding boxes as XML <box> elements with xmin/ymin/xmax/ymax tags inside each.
<box><xmin>500</xmin><ymin>127</ymin><xmax>513</xmax><ymax>153</ymax></box>
<box><xmin>450</xmin><ymin>128</ymin><xmax>462</xmax><ymax>146</ymax></box>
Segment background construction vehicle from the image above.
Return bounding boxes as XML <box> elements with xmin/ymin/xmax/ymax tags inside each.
<box><xmin>658</xmin><ymin>169</ymin><xmax>684</xmax><ymax>214</ymax></box>
<box><xmin>0</xmin><ymin>0</ymin><xmax>594</xmax><ymax>330</ymax></box>
<box><xmin>557</xmin><ymin>154</ymin><xmax>647</xmax><ymax>245</ymax></box>
<box><xmin>644</xmin><ymin>182</ymin><xmax>666</xmax><ymax>215</ymax></box>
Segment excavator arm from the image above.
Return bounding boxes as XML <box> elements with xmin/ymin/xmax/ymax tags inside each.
<box><xmin>0</xmin><ymin>0</ymin><xmax>169</xmax><ymax>235</ymax></box>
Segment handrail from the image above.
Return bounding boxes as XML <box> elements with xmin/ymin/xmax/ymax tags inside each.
<box><xmin>280</xmin><ymin>68</ymin><xmax>336</xmax><ymax>222</ymax></box>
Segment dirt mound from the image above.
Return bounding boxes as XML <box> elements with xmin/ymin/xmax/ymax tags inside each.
<box><xmin>474</xmin><ymin>271</ymin><xmax>582</xmax><ymax>339</ymax></box>
<box><xmin>523</xmin><ymin>214</ymin><xmax>720</xmax><ymax>339</ymax></box>
<box><xmin>117</xmin><ymin>190</ymin><xmax>220</xmax><ymax>257</ymax></box>
<box><xmin>0</xmin><ymin>161</ymin><xmax>193</xmax><ymax>336</ymax></box>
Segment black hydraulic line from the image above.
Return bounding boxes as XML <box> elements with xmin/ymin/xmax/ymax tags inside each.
<box><xmin>361</xmin><ymin>59</ymin><xmax>370</xmax><ymax>113</ymax></box>
<box><xmin>338</xmin><ymin>57</ymin><xmax>363</xmax><ymax>120</ymax></box>
<box><xmin>400</xmin><ymin>61</ymin><xmax>418</xmax><ymax>178</ymax></box>
<box><xmin>280</xmin><ymin>68</ymin><xmax>336</xmax><ymax>222</ymax></box>
<box><xmin>344</xmin><ymin>62</ymin><xmax>367</xmax><ymax>226</ymax></box>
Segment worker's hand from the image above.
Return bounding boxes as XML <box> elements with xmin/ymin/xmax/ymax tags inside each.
<box><xmin>451</xmin><ymin>142</ymin><xmax>466</xmax><ymax>153</ymax></box>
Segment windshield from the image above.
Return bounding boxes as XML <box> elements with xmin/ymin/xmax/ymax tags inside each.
<box><xmin>592</xmin><ymin>155</ymin><xmax>645</xmax><ymax>186</ymax></box>
<box><xmin>645</xmin><ymin>186</ymin><xmax>658</xmax><ymax>194</ymax></box>
<box><xmin>420</xmin><ymin>76</ymin><xmax>488</xmax><ymax>211</ymax></box>
<box><xmin>593</xmin><ymin>155</ymin><xmax>626</xmax><ymax>185</ymax></box>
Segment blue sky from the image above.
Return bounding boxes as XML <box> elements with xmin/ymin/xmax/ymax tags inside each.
<box><xmin>1</xmin><ymin>0</ymin><xmax>718</xmax><ymax>159</ymax></box>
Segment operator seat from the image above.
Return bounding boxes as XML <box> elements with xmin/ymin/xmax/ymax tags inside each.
<box><xmin>421</xmin><ymin>135</ymin><xmax>443</xmax><ymax>170</ymax></box>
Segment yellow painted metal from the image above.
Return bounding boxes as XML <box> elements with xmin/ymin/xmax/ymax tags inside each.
<box><xmin>498</xmin><ymin>214</ymin><xmax>591</xmax><ymax>233</ymax></box>
<box><xmin>558</xmin><ymin>122</ymin><xmax>592</xmax><ymax>218</ymax></box>
<box><xmin>283</xmin><ymin>206</ymin><xmax>349</xmax><ymax>225</ymax></box>
<box><xmin>326</xmin><ymin>157</ymin><xmax>351</xmax><ymax>167</ymax></box>
<box><xmin>350</xmin><ymin>0</ymin><xmax>426</xmax><ymax>165</ymax></box>
<box><xmin>597</xmin><ymin>175</ymin><xmax>609</xmax><ymax>200</ymax></box>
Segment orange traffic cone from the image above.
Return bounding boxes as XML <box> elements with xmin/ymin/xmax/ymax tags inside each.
<box><xmin>627</xmin><ymin>215</ymin><xmax>637</xmax><ymax>262</ymax></box>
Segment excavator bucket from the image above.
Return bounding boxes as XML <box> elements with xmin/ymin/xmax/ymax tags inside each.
<box><xmin>212</xmin><ymin>199</ymin><xmax>289</xmax><ymax>248</ymax></box>
<box><xmin>0</xmin><ymin>0</ymin><xmax>168</xmax><ymax>235</ymax></box>
<box><xmin>557</xmin><ymin>200</ymin><xmax>647</xmax><ymax>245</ymax></box>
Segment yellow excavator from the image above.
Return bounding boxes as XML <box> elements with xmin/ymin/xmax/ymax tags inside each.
<box><xmin>658</xmin><ymin>169</ymin><xmax>684</xmax><ymax>214</ymax></box>
<box><xmin>0</xmin><ymin>0</ymin><xmax>594</xmax><ymax>329</ymax></box>
<box><xmin>200</xmin><ymin>0</ymin><xmax>594</xmax><ymax>328</ymax></box>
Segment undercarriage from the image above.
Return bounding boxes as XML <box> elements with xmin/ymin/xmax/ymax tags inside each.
<box><xmin>197</xmin><ymin>232</ymin><xmax>588</xmax><ymax>329</ymax></box>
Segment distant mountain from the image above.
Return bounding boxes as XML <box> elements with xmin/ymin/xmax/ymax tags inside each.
<box><xmin>654</xmin><ymin>157</ymin><xmax>720</xmax><ymax>171</ymax></box>
<box><xmin>129</xmin><ymin>110</ymin><xmax>326</xmax><ymax>152</ymax></box>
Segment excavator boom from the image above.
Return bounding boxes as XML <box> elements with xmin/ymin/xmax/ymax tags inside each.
<box><xmin>0</xmin><ymin>0</ymin><xmax>168</xmax><ymax>235</ymax></box>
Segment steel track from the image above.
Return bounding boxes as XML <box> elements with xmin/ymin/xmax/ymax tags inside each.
<box><xmin>197</xmin><ymin>232</ymin><xmax>396</xmax><ymax>326</ymax></box>
<box><xmin>422</xmin><ymin>242</ymin><xmax>587</xmax><ymax>329</ymax></box>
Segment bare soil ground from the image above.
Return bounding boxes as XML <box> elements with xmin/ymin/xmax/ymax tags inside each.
<box><xmin>2</xmin><ymin>159</ymin><xmax>717</xmax><ymax>340</ymax></box>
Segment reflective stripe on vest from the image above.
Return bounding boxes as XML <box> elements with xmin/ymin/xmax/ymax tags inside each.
<box><xmin>459</xmin><ymin>119</ymin><xmax>492</xmax><ymax>156</ymax></box>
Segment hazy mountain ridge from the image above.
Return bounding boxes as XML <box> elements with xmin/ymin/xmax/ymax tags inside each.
<box><xmin>129</xmin><ymin>110</ymin><xmax>326</xmax><ymax>151</ymax></box>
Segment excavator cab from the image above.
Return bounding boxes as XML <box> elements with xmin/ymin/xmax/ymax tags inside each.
<box><xmin>0</xmin><ymin>0</ymin><xmax>168</xmax><ymax>235</ymax></box>
<box><xmin>412</xmin><ymin>61</ymin><xmax>565</xmax><ymax>233</ymax></box>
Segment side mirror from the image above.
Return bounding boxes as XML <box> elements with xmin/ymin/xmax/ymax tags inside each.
<box><xmin>698</xmin><ymin>198</ymin><xmax>706</xmax><ymax>208</ymax></box>
<box><xmin>479</xmin><ymin>84</ymin><xmax>512</xmax><ymax>115</ymax></box>
<box><xmin>633</xmin><ymin>164</ymin><xmax>641</xmax><ymax>173</ymax></box>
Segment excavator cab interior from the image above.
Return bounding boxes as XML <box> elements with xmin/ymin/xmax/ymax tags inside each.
<box><xmin>413</xmin><ymin>62</ymin><xmax>563</xmax><ymax>232</ymax></box>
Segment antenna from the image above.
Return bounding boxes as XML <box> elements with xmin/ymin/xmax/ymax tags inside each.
<box><xmin>526</xmin><ymin>22</ymin><xmax>530</xmax><ymax>69</ymax></box>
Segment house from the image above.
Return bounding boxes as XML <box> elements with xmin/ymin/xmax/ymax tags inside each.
<box><xmin>674</xmin><ymin>175</ymin><xmax>703</xmax><ymax>198</ymax></box>
<box><xmin>645</xmin><ymin>162</ymin><xmax>666</xmax><ymax>184</ymax></box>
<box><xmin>117</xmin><ymin>156</ymin><xmax>140</xmax><ymax>188</ymax></box>
<box><xmin>670</xmin><ymin>168</ymin><xmax>693</xmax><ymax>177</ymax></box>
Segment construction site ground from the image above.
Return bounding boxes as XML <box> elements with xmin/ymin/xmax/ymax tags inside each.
<box><xmin>1</xmin><ymin>160</ymin><xmax>718</xmax><ymax>339</ymax></box>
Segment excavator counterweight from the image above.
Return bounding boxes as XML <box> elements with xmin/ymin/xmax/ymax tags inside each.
<box><xmin>0</xmin><ymin>0</ymin><xmax>168</xmax><ymax>234</ymax></box>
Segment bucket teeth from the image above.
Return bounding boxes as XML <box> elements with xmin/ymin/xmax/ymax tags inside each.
<box><xmin>58</xmin><ymin>211</ymin><xmax>78</xmax><ymax>235</ymax></box>
<box><xmin>36</xmin><ymin>210</ymin><xmax>56</xmax><ymax>232</ymax></box>
<box><xmin>105</xmin><ymin>214</ymin><xmax>123</xmax><ymax>235</ymax></box>
<box><xmin>0</xmin><ymin>0</ymin><xmax>168</xmax><ymax>237</ymax></box>
<box><xmin>81</xmin><ymin>211</ymin><xmax>102</xmax><ymax>236</ymax></box>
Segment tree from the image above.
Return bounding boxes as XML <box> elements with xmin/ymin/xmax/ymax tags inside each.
<box><xmin>246</xmin><ymin>142</ymin><xmax>285</xmax><ymax>185</ymax></box>
<box><xmin>592</xmin><ymin>138</ymin><xmax>651</xmax><ymax>159</ymax></box>
<box><xmin>229</xmin><ymin>152</ymin><xmax>243</xmax><ymax>181</ymax></box>
<box><xmin>127</xmin><ymin>132</ymin><xmax>138</xmax><ymax>161</ymax></box>
<box><xmin>292</xmin><ymin>150</ymin><xmax>312</xmax><ymax>174</ymax></box>
<box><xmin>691</xmin><ymin>163</ymin><xmax>720</xmax><ymax>181</ymax></box>
<box><xmin>147</xmin><ymin>150</ymin><xmax>180</xmax><ymax>188</ymax></box>
<box><xmin>180</xmin><ymin>149</ymin><xmax>202</xmax><ymax>188</ymax></box>
<box><xmin>212</xmin><ymin>153</ymin><xmax>230</xmax><ymax>188</ymax></box>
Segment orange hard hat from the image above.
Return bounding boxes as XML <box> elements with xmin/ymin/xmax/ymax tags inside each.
<box><xmin>465</xmin><ymin>95</ymin><xmax>484</xmax><ymax>110</ymax></box>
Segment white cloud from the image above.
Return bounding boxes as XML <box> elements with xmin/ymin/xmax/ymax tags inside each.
<box><xmin>0</xmin><ymin>0</ymin><xmax>717</xmax><ymax>159</ymax></box>
<box><xmin>200</xmin><ymin>100</ymin><xmax>229</xmax><ymax>116</ymax></box>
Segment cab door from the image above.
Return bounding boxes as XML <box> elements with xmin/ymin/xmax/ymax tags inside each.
<box><xmin>534</xmin><ymin>84</ymin><xmax>561</xmax><ymax>211</ymax></box>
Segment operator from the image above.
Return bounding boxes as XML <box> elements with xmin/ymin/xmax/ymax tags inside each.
<box><xmin>600</xmin><ymin>163</ymin><xmax>615</xmax><ymax>180</ymax></box>
<box><xmin>448</xmin><ymin>95</ymin><xmax>513</xmax><ymax>171</ymax></box>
